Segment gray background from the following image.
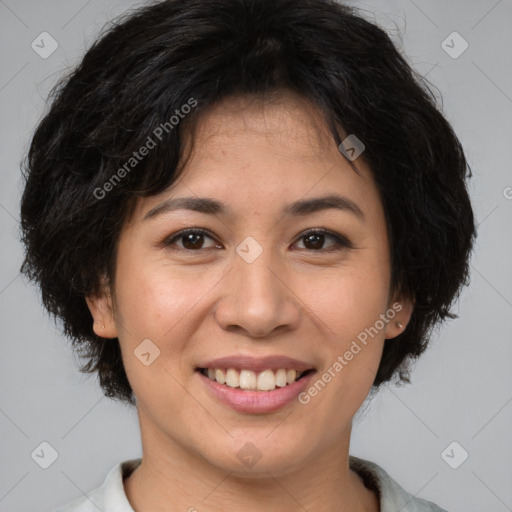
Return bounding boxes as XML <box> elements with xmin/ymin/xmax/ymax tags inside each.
<box><xmin>1</xmin><ymin>0</ymin><xmax>511</xmax><ymax>511</ymax></box>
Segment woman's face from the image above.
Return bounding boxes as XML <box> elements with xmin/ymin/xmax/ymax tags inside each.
<box><xmin>88</xmin><ymin>91</ymin><xmax>410</xmax><ymax>475</ymax></box>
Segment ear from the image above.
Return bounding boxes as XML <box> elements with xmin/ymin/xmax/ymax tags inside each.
<box><xmin>85</xmin><ymin>276</ymin><xmax>118</xmax><ymax>339</ymax></box>
<box><xmin>384</xmin><ymin>292</ymin><xmax>414</xmax><ymax>340</ymax></box>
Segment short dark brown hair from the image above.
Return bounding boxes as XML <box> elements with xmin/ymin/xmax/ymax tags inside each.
<box><xmin>20</xmin><ymin>0</ymin><xmax>476</xmax><ymax>405</ymax></box>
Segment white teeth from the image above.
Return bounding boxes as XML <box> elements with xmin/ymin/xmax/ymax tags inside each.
<box><xmin>225</xmin><ymin>368</ymin><xmax>240</xmax><ymax>388</ymax></box>
<box><xmin>275</xmin><ymin>368</ymin><xmax>287</xmax><ymax>387</ymax></box>
<box><xmin>202</xmin><ymin>367</ymin><xmax>308</xmax><ymax>391</ymax></box>
<box><xmin>215</xmin><ymin>369</ymin><xmax>226</xmax><ymax>384</ymax></box>
<box><xmin>239</xmin><ymin>369</ymin><xmax>257</xmax><ymax>390</ymax></box>
<box><xmin>257</xmin><ymin>369</ymin><xmax>276</xmax><ymax>391</ymax></box>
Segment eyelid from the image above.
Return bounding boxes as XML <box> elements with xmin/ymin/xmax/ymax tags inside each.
<box><xmin>296</xmin><ymin>228</ymin><xmax>353</xmax><ymax>250</ymax></box>
<box><xmin>162</xmin><ymin>227</ymin><xmax>220</xmax><ymax>250</ymax></box>
<box><xmin>161</xmin><ymin>227</ymin><xmax>353</xmax><ymax>251</ymax></box>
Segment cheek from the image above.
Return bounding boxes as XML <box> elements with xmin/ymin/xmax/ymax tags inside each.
<box><xmin>112</xmin><ymin>256</ymin><xmax>226</xmax><ymax>395</ymax></box>
<box><xmin>300</xmin><ymin>250</ymin><xmax>391</xmax><ymax>399</ymax></box>
<box><xmin>112</xmin><ymin>262</ymin><xmax>196</xmax><ymax>407</ymax></box>
<box><xmin>306</xmin><ymin>261</ymin><xmax>391</xmax><ymax>339</ymax></box>
<box><xmin>299</xmin><ymin>272</ymin><xmax>388</xmax><ymax>430</ymax></box>
<box><xmin>113</xmin><ymin>255</ymin><xmax>207</xmax><ymax>338</ymax></box>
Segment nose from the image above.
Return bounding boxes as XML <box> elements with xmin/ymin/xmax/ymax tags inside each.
<box><xmin>213</xmin><ymin>243</ymin><xmax>302</xmax><ymax>339</ymax></box>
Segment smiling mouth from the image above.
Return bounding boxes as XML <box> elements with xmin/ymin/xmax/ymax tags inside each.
<box><xmin>196</xmin><ymin>367</ymin><xmax>314</xmax><ymax>392</ymax></box>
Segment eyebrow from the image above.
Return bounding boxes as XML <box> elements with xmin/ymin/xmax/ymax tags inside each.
<box><xmin>143</xmin><ymin>194</ymin><xmax>364</xmax><ymax>221</ymax></box>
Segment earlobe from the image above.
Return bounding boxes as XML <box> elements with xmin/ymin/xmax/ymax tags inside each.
<box><xmin>385</xmin><ymin>297</ymin><xmax>414</xmax><ymax>340</ymax></box>
<box><xmin>85</xmin><ymin>282</ymin><xmax>118</xmax><ymax>339</ymax></box>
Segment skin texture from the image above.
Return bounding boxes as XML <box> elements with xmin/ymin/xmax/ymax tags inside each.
<box><xmin>86</xmin><ymin>90</ymin><xmax>413</xmax><ymax>512</ymax></box>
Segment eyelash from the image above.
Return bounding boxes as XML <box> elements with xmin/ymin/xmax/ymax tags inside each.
<box><xmin>162</xmin><ymin>227</ymin><xmax>352</xmax><ymax>253</ymax></box>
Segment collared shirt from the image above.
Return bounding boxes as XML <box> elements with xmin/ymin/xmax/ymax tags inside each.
<box><xmin>54</xmin><ymin>456</ymin><xmax>449</xmax><ymax>512</ymax></box>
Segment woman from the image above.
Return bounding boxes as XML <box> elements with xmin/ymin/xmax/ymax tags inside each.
<box><xmin>20</xmin><ymin>0</ymin><xmax>475</xmax><ymax>510</ymax></box>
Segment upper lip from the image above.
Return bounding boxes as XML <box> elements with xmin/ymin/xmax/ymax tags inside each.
<box><xmin>196</xmin><ymin>355</ymin><xmax>315</xmax><ymax>373</ymax></box>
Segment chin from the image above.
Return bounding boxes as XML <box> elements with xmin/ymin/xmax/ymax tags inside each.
<box><xmin>199</xmin><ymin>432</ymin><xmax>313</xmax><ymax>477</ymax></box>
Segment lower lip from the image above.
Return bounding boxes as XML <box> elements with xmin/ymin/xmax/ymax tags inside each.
<box><xmin>197</xmin><ymin>370</ymin><xmax>316</xmax><ymax>414</ymax></box>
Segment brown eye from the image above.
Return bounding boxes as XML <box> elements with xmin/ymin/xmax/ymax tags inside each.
<box><xmin>162</xmin><ymin>228</ymin><xmax>351</xmax><ymax>253</ymax></box>
<box><xmin>294</xmin><ymin>229</ymin><xmax>351</xmax><ymax>252</ymax></box>
<box><xmin>164</xmin><ymin>228</ymin><xmax>221</xmax><ymax>251</ymax></box>
<box><xmin>181</xmin><ymin>232</ymin><xmax>205</xmax><ymax>250</ymax></box>
<box><xmin>302</xmin><ymin>232</ymin><xmax>324</xmax><ymax>250</ymax></box>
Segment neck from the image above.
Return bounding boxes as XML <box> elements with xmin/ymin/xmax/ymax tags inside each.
<box><xmin>124</xmin><ymin>418</ymin><xmax>379</xmax><ymax>512</ymax></box>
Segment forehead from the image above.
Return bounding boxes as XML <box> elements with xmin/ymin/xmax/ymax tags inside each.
<box><xmin>128</xmin><ymin>91</ymin><xmax>378</xmax><ymax>223</ymax></box>
<box><xmin>190</xmin><ymin>91</ymin><xmax>337</xmax><ymax>158</ymax></box>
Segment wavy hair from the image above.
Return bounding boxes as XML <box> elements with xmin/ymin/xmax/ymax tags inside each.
<box><xmin>20</xmin><ymin>0</ymin><xmax>476</xmax><ymax>405</ymax></box>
